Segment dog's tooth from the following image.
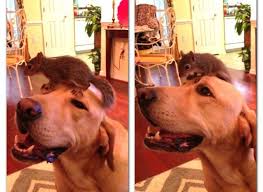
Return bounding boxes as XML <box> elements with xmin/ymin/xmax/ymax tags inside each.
<box><xmin>147</xmin><ymin>126</ymin><xmax>157</xmax><ymax>134</ymax></box>
<box><xmin>14</xmin><ymin>143</ymin><xmax>23</xmax><ymax>152</ymax></box>
<box><xmin>154</xmin><ymin>131</ymin><xmax>161</xmax><ymax>141</ymax></box>
<box><xmin>27</xmin><ymin>145</ymin><xmax>35</xmax><ymax>153</ymax></box>
<box><xmin>22</xmin><ymin>149</ymin><xmax>27</xmax><ymax>153</ymax></box>
<box><xmin>15</xmin><ymin>135</ymin><xmax>18</xmax><ymax>144</ymax></box>
<box><xmin>14</xmin><ymin>143</ymin><xmax>19</xmax><ymax>151</ymax></box>
<box><xmin>147</xmin><ymin>126</ymin><xmax>151</xmax><ymax>134</ymax></box>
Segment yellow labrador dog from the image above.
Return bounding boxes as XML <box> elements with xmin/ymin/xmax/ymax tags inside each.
<box><xmin>12</xmin><ymin>84</ymin><xmax>128</xmax><ymax>192</ymax></box>
<box><xmin>137</xmin><ymin>76</ymin><xmax>256</xmax><ymax>192</ymax></box>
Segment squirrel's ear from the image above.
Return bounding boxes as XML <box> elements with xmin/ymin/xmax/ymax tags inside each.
<box><xmin>36</xmin><ymin>52</ymin><xmax>44</xmax><ymax>64</ymax></box>
<box><xmin>180</xmin><ymin>50</ymin><xmax>185</xmax><ymax>57</ymax></box>
<box><xmin>189</xmin><ymin>51</ymin><xmax>195</xmax><ymax>61</ymax></box>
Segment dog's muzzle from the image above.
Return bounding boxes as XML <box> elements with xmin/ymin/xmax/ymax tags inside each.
<box><xmin>16</xmin><ymin>98</ymin><xmax>42</xmax><ymax>134</ymax></box>
<box><xmin>13</xmin><ymin>98</ymin><xmax>68</xmax><ymax>163</ymax></box>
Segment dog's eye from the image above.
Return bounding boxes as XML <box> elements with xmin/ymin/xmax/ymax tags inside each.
<box><xmin>70</xmin><ymin>99</ymin><xmax>88</xmax><ymax>110</ymax></box>
<box><xmin>184</xmin><ymin>64</ymin><xmax>191</xmax><ymax>70</ymax></box>
<box><xmin>196</xmin><ymin>85</ymin><xmax>213</xmax><ymax>97</ymax></box>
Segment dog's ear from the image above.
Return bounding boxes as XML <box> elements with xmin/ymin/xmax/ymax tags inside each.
<box><xmin>90</xmin><ymin>77</ymin><xmax>115</xmax><ymax>108</ymax></box>
<box><xmin>98</xmin><ymin>116</ymin><xmax>116</xmax><ymax>171</ymax></box>
<box><xmin>189</xmin><ymin>51</ymin><xmax>195</xmax><ymax>61</ymax></box>
<box><xmin>238</xmin><ymin>104</ymin><xmax>256</xmax><ymax>160</ymax></box>
<box><xmin>216</xmin><ymin>70</ymin><xmax>232</xmax><ymax>83</ymax></box>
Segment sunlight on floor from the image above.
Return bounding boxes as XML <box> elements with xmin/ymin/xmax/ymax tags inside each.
<box><xmin>216</xmin><ymin>51</ymin><xmax>245</xmax><ymax>71</ymax></box>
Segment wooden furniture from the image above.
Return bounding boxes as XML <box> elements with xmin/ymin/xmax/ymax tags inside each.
<box><xmin>105</xmin><ymin>27</ymin><xmax>128</xmax><ymax>80</ymax></box>
<box><xmin>250</xmin><ymin>20</ymin><xmax>256</xmax><ymax>74</ymax></box>
<box><xmin>135</xmin><ymin>7</ymin><xmax>181</xmax><ymax>86</ymax></box>
<box><xmin>6</xmin><ymin>9</ymin><xmax>32</xmax><ymax>98</ymax></box>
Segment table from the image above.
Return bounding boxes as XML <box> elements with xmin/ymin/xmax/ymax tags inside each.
<box><xmin>105</xmin><ymin>26</ymin><xmax>153</xmax><ymax>80</ymax></box>
<box><xmin>105</xmin><ymin>27</ymin><xmax>128</xmax><ymax>80</ymax></box>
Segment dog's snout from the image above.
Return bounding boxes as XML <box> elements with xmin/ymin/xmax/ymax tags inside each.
<box><xmin>17</xmin><ymin>98</ymin><xmax>42</xmax><ymax>121</ymax></box>
<box><xmin>137</xmin><ymin>88</ymin><xmax>157</xmax><ymax>106</ymax></box>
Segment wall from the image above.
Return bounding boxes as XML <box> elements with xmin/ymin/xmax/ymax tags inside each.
<box><xmin>24</xmin><ymin>0</ymin><xmax>44</xmax><ymax>57</ymax></box>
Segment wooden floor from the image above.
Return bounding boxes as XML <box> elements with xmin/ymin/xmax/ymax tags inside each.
<box><xmin>7</xmin><ymin>66</ymin><xmax>128</xmax><ymax>175</ymax></box>
<box><xmin>135</xmin><ymin>65</ymin><xmax>256</xmax><ymax>182</ymax></box>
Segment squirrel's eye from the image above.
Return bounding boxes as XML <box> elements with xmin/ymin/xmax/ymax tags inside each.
<box><xmin>70</xmin><ymin>99</ymin><xmax>88</xmax><ymax>110</ymax></box>
<box><xmin>27</xmin><ymin>65</ymin><xmax>32</xmax><ymax>69</ymax></box>
<box><xmin>196</xmin><ymin>85</ymin><xmax>213</xmax><ymax>97</ymax></box>
<box><xmin>184</xmin><ymin>64</ymin><xmax>191</xmax><ymax>70</ymax></box>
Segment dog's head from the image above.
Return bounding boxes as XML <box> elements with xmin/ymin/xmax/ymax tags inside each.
<box><xmin>13</xmin><ymin>84</ymin><xmax>116</xmax><ymax>170</ymax></box>
<box><xmin>137</xmin><ymin>76</ymin><xmax>256</xmax><ymax>154</ymax></box>
<box><xmin>24</xmin><ymin>52</ymin><xmax>44</xmax><ymax>76</ymax></box>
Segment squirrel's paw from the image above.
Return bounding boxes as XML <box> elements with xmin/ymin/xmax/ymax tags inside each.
<box><xmin>71</xmin><ymin>88</ymin><xmax>84</xmax><ymax>97</ymax></box>
<box><xmin>41</xmin><ymin>83</ymin><xmax>55</xmax><ymax>94</ymax></box>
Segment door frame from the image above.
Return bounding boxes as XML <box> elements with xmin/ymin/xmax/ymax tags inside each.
<box><xmin>190</xmin><ymin>0</ymin><xmax>225</xmax><ymax>54</ymax></box>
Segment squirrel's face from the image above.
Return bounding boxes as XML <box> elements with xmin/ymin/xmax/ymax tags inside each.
<box><xmin>24</xmin><ymin>57</ymin><xmax>41</xmax><ymax>76</ymax></box>
<box><xmin>179</xmin><ymin>53</ymin><xmax>204</xmax><ymax>84</ymax></box>
<box><xmin>178</xmin><ymin>54</ymin><xmax>196</xmax><ymax>77</ymax></box>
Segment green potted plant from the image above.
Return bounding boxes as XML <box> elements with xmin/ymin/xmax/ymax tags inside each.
<box><xmin>239</xmin><ymin>47</ymin><xmax>251</xmax><ymax>72</ymax></box>
<box><xmin>89</xmin><ymin>48</ymin><xmax>101</xmax><ymax>75</ymax></box>
<box><xmin>235</xmin><ymin>3</ymin><xmax>251</xmax><ymax>72</ymax></box>
<box><xmin>84</xmin><ymin>5</ymin><xmax>101</xmax><ymax>48</ymax></box>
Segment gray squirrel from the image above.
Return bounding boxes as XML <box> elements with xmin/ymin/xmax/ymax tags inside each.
<box><xmin>24</xmin><ymin>52</ymin><xmax>115</xmax><ymax>108</ymax></box>
<box><xmin>178</xmin><ymin>51</ymin><xmax>232</xmax><ymax>84</ymax></box>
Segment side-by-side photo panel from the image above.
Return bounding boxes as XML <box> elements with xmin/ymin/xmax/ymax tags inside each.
<box><xmin>135</xmin><ymin>0</ymin><xmax>256</xmax><ymax>192</ymax></box>
<box><xmin>7</xmin><ymin>0</ymin><xmax>128</xmax><ymax>191</ymax></box>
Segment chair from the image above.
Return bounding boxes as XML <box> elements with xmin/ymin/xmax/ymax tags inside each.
<box><xmin>135</xmin><ymin>7</ymin><xmax>181</xmax><ymax>86</ymax></box>
<box><xmin>6</xmin><ymin>9</ymin><xmax>32</xmax><ymax>98</ymax></box>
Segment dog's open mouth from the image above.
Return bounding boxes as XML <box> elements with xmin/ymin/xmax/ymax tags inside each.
<box><xmin>12</xmin><ymin>134</ymin><xmax>68</xmax><ymax>163</ymax></box>
<box><xmin>144</xmin><ymin>126</ymin><xmax>203</xmax><ymax>152</ymax></box>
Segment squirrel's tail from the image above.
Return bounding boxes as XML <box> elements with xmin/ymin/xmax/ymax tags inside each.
<box><xmin>90</xmin><ymin>77</ymin><xmax>115</xmax><ymax>108</ymax></box>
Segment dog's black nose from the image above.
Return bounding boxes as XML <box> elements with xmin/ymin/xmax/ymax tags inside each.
<box><xmin>17</xmin><ymin>98</ymin><xmax>42</xmax><ymax>120</ymax></box>
<box><xmin>16</xmin><ymin>98</ymin><xmax>42</xmax><ymax>134</ymax></box>
<box><xmin>137</xmin><ymin>88</ymin><xmax>157</xmax><ymax>107</ymax></box>
<box><xmin>16</xmin><ymin>98</ymin><xmax>42</xmax><ymax>133</ymax></box>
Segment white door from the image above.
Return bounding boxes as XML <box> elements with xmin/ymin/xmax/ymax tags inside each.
<box><xmin>41</xmin><ymin>0</ymin><xmax>75</xmax><ymax>57</ymax></box>
<box><xmin>191</xmin><ymin>0</ymin><xmax>225</xmax><ymax>54</ymax></box>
